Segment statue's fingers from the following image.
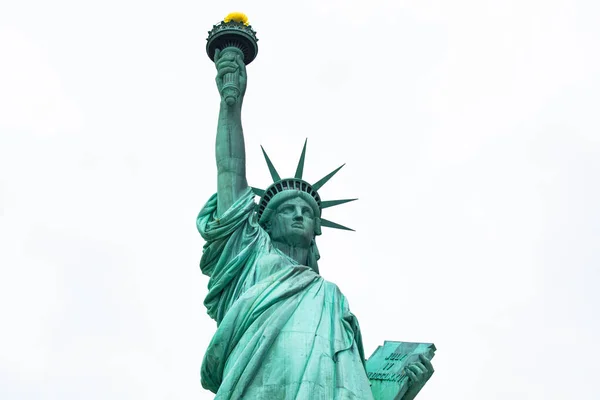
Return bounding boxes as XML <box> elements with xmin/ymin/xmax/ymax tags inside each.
<box><xmin>420</xmin><ymin>354</ymin><xmax>435</xmax><ymax>374</ymax></box>
<box><xmin>219</xmin><ymin>52</ymin><xmax>236</xmax><ymax>62</ymax></box>
<box><xmin>216</xmin><ymin>57</ymin><xmax>238</xmax><ymax>67</ymax></box>
<box><xmin>217</xmin><ymin>66</ymin><xmax>238</xmax><ymax>78</ymax></box>
<box><xmin>406</xmin><ymin>368</ymin><xmax>418</xmax><ymax>383</ymax></box>
<box><xmin>408</xmin><ymin>364</ymin><xmax>425</xmax><ymax>378</ymax></box>
<box><xmin>214</xmin><ymin>48</ymin><xmax>221</xmax><ymax>64</ymax></box>
<box><xmin>216</xmin><ymin>61</ymin><xmax>238</xmax><ymax>71</ymax></box>
<box><xmin>413</xmin><ymin>362</ymin><xmax>428</xmax><ymax>375</ymax></box>
<box><xmin>217</xmin><ymin>66</ymin><xmax>238</xmax><ymax>76</ymax></box>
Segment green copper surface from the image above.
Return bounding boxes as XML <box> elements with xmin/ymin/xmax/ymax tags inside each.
<box><xmin>366</xmin><ymin>342</ymin><xmax>436</xmax><ymax>400</ymax></box>
<box><xmin>312</xmin><ymin>163</ymin><xmax>345</xmax><ymax>191</ymax></box>
<box><xmin>294</xmin><ymin>139</ymin><xmax>308</xmax><ymax>179</ymax></box>
<box><xmin>320</xmin><ymin>218</ymin><xmax>355</xmax><ymax>232</ymax></box>
<box><xmin>260</xmin><ymin>145</ymin><xmax>282</xmax><ymax>182</ymax></box>
<box><xmin>199</xmin><ymin>15</ymin><xmax>435</xmax><ymax>399</ymax></box>
<box><xmin>321</xmin><ymin>198</ymin><xmax>358</xmax><ymax>209</ymax></box>
<box><xmin>206</xmin><ymin>19</ymin><xmax>259</xmax><ymax>65</ymax></box>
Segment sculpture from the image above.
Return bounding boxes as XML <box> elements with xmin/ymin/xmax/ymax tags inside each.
<box><xmin>198</xmin><ymin>13</ymin><xmax>434</xmax><ymax>399</ymax></box>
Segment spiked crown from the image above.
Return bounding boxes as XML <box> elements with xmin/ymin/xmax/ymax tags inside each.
<box><xmin>252</xmin><ymin>140</ymin><xmax>357</xmax><ymax>232</ymax></box>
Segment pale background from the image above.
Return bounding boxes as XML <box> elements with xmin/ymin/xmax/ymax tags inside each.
<box><xmin>1</xmin><ymin>0</ymin><xmax>599</xmax><ymax>399</ymax></box>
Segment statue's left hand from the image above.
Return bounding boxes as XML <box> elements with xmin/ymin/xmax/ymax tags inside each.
<box><xmin>403</xmin><ymin>354</ymin><xmax>435</xmax><ymax>400</ymax></box>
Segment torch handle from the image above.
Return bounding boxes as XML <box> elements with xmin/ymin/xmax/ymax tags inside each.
<box><xmin>219</xmin><ymin>46</ymin><xmax>245</xmax><ymax>106</ymax></box>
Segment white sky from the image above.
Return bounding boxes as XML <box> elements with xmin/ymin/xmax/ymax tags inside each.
<box><xmin>1</xmin><ymin>0</ymin><xmax>599</xmax><ymax>399</ymax></box>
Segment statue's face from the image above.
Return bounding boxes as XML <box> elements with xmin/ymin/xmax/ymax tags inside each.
<box><xmin>268</xmin><ymin>197</ymin><xmax>316</xmax><ymax>248</ymax></box>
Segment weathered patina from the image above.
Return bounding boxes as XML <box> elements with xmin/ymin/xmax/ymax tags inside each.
<box><xmin>198</xmin><ymin>13</ymin><xmax>434</xmax><ymax>399</ymax></box>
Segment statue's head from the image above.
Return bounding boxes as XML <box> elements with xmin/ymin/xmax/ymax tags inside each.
<box><xmin>253</xmin><ymin>140</ymin><xmax>357</xmax><ymax>272</ymax></box>
<box><xmin>260</xmin><ymin>190</ymin><xmax>322</xmax><ymax>248</ymax></box>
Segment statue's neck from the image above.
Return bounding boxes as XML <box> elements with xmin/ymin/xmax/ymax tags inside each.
<box><xmin>272</xmin><ymin>240</ymin><xmax>309</xmax><ymax>265</ymax></box>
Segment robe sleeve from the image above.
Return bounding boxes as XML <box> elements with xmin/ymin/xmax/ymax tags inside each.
<box><xmin>197</xmin><ymin>187</ymin><xmax>269</xmax><ymax>323</ymax></box>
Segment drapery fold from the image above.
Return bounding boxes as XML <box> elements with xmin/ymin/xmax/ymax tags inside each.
<box><xmin>198</xmin><ymin>189</ymin><xmax>373</xmax><ymax>399</ymax></box>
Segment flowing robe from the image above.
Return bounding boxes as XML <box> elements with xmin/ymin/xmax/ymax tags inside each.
<box><xmin>198</xmin><ymin>188</ymin><xmax>374</xmax><ymax>399</ymax></box>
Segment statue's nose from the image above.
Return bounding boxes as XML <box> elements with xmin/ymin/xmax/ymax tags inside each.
<box><xmin>293</xmin><ymin>208</ymin><xmax>304</xmax><ymax>220</ymax></box>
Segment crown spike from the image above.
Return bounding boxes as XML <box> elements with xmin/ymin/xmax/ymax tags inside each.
<box><xmin>312</xmin><ymin>164</ymin><xmax>345</xmax><ymax>191</ymax></box>
<box><xmin>251</xmin><ymin>187</ymin><xmax>265</xmax><ymax>197</ymax></box>
<box><xmin>321</xmin><ymin>198</ymin><xmax>358</xmax><ymax>209</ymax></box>
<box><xmin>261</xmin><ymin>146</ymin><xmax>281</xmax><ymax>182</ymax></box>
<box><xmin>320</xmin><ymin>218</ymin><xmax>355</xmax><ymax>231</ymax></box>
<box><xmin>294</xmin><ymin>139</ymin><xmax>308</xmax><ymax>179</ymax></box>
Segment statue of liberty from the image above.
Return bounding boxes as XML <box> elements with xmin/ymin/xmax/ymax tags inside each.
<box><xmin>198</xmin><ymin>13</ymin><xmax>434</xmax><ymax>400</ymax></box>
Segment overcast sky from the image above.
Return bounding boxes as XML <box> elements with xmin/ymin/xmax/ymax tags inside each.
<box><xmin>1</xmin><ymin>0</ymin><xmax>599</xmax><ymax>399</ymax></box>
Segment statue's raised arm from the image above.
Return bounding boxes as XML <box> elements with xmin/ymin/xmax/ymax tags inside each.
<box><xmin>214</xmin><ymin>47</ymin><xmax>248</xmax><ymax>216</ymax></box>
<box><xmin>199</xmin><ymin>13</ymin><xmax>436</xmax><ymax>400</ymax></box>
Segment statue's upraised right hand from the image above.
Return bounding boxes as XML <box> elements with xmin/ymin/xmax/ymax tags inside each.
<box><xmin>215</xmin><ymin>48</ymin><xmax>247</xmax><ymax>106</ymax></box>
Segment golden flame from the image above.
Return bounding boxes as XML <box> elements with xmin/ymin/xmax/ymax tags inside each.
<box><xmin>224</xmin><ymin>12</ymin><xmax>249</xmax><ymax>26</ymax></box>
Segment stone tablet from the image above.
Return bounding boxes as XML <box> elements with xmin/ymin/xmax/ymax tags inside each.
<box><xmin>366</xmin><ymin>341</ymin><xmax>436</xmax><ymax>400</ymax></box>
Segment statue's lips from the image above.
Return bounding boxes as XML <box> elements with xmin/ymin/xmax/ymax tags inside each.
<box><xmin>291</xmin><ymin>223</ymin><xmax>304</xmax><ymax>229</ymax></box>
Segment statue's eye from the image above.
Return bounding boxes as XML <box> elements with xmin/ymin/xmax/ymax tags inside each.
<box><xmin>302</xmin><ymin>208</ymin><xmax>313</xmax><ymax>217</ymax></box>
<box><xmin>280</xmin><ymin>206</ymin><xmax>294</xmax><ymax>214</ymax></box>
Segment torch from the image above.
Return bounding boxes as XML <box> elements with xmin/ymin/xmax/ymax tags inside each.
<box><xmin>206</xmin><ymin>12</ymin><xmax>259</xmax><ymax>106</ymax></box>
